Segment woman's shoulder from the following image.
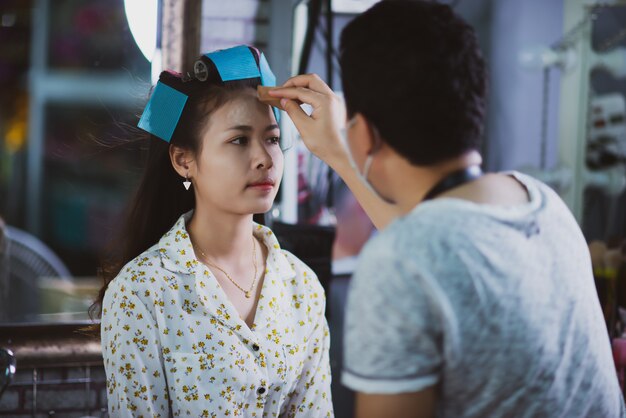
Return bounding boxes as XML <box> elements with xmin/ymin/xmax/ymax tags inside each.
<box><xmin>279</xmin><ymin>248</ymin><xmax>317</xmax><ymax>277</ymax></box>
<box><xmin>253</xmin><ymin>222</ymin><xmax>324</xmax><ymax>294</ymax></box>
<box><xmin>109</xmin><ymin>242</ymin><xmax>166</xmax><ymax>290</ymax></box>
<box><xmin>277</xmin><ymin>249</ymin><xmax>326</xmax><ymax>301</ymax></box>
<box><xmin>254</xmin><ymin>223</ymin><xmax>315</xmax><ymax>272</ymax></box>
<box><xmin>279</xmin><ymin>249</ymin><xmax>316</xmax><ymax>278</ymax></box>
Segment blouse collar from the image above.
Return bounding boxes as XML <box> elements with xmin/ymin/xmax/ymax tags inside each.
<box><xmin>158</xmin><ymin>210</ymin><xmax>295</xmax><ymax>281</ymax></box>
<box><xmin>156</xmin><ymin>211</ymin><xmax>298</xmax><ymax>337</ymax></box>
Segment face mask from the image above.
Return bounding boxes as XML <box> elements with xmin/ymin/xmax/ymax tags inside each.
<box><xmin>341</xmin><ymin>117</ymin><xmax>381</xmax><ymax>198</ymax></box>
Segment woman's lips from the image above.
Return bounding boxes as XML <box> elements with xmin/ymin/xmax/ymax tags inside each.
<box><xmin>247</xmin><ymin>180</ymin><xmax>275</xmax><ymax>191</ymax></box>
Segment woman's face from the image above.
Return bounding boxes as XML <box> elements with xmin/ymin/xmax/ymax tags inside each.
<box><xmin>191</xmin><ymin>88</ymin><xmax>283</xmax><ymax>216</ymax></box>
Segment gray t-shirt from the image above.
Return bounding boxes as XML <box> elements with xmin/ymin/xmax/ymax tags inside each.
<box><xmin>342</xmin><ymin>172</ymin><xmax>625</xmax><ymax>418</ymax></box>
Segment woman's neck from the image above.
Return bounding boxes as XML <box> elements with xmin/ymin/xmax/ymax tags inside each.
<box><xmin>186</xmin><ymin>206</ymin><xmax>255</xmax><ymax>265</ymax></box>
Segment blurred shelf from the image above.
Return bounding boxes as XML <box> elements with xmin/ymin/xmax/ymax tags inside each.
<box><xmin>30</xmin><ymin>71</ymin><xmax>147</xmax><ymax>104</ymax></box>
<box><xmin>23</xmin><ymin>0</ymin><xmax>149</xmax><ymax>277</ymax></box>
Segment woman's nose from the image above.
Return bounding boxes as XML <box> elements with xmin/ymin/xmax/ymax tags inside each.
<box><xmin>253</xmin><ymin>140</ymin><xmax>273</xmax><ymax>170</ymax></box>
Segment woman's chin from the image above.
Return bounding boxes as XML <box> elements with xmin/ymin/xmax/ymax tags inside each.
<box><xmin>225</xmin><ymin>193</ymin><xmax>276</xmax><ymax>216</ymax></box>
<box><xmin>246</xmin><ymin>199</ymin><xmax>274</xmax><ymax>215</ymax></box>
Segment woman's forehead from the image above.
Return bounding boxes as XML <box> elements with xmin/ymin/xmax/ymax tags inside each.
<box><xmin>209</xmin><ymin>90</ymin><xmax>276</xmax><ymax>130</ymax></box>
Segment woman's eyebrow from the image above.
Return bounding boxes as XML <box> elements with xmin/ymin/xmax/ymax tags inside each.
<box><xmin>227</xmin><ymin>124</ymin><xmax>280</xmax><ymax>132</ymax></box>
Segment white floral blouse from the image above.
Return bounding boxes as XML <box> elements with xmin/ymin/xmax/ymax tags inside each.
<box><xmin>101</xmin><ymin>212</ymin><xmax>333</xmax><ymax>417</ymax></box>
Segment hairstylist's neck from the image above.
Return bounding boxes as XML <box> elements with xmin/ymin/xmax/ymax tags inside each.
<box><xmin>387</xmin><ymin>150</ymin><xmax>483</xmax><ymax>213</ymax></box>
<box><xmin>186</xmin><ymin>206</ymin><xmax>255</xmax><ymax>264</ymax></box>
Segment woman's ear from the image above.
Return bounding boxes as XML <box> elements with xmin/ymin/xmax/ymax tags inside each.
<box><xmin>169</xmin><ymin>145</ymin><xmax>195</xmax><ymax>178</ymax></box>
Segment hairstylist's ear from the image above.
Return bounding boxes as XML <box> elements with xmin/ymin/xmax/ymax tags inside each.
<box><xmin>350</xmin><ymin>113</ymin><xmax>380</xmax><ymax>158</ymax></box>
<box><xmin>169</xmin><ymin>145</ymin><xmax>195</xmax><ymax>178</ymax></box>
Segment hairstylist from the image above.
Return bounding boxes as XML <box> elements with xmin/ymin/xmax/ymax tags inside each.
<box><xmin>268</xmin><ymin>1</ymin><xmax>624</xmax><ymax>417</ymax></box>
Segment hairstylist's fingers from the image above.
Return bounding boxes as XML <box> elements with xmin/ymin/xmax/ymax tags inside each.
<box><xmin>281</xmin><ymin>99</ymin><xmax>312</xmax><ymax>131</ymax></box>
<box><xmin>269</xmin><ymin>87</ymin><xmax>325</xmax><ymax>111</ymax></box>
<box><xmin>281</xmin><ymin>74</ymin><xmax>334</xmax><ymax>95</ymax></box>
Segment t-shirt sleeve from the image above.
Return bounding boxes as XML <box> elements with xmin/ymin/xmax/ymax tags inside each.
<box><xmin>341</xmin><ymin>236</ymin><xmax>443</xmax><ymax>394</ymax></box>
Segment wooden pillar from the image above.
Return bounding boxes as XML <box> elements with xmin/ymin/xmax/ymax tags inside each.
<box><xmin>161</xmin><ymin>0</ymin><xmax>202</xmax><ymax>73</ymax></box>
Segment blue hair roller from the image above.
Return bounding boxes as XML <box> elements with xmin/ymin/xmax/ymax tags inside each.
<box><xmin>206</xmin><ymin>45</ymin><xmax>261</xmax><ymax>81</ymax></box>
<box><xmin>138</xmin><ymin>45</ymin><xmax>280</xmax><ymax>141</ymax></box>
<box><xmin>206</xmin><ymin>46</ymin><xmax>280</xmax><ymax>122</ymax></box>
<box><xmin>137</xmin><ymin>81</ymin><xmax>188</xmax><ymax>143</ymax></box>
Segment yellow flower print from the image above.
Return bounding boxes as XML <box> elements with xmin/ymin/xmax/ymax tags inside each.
<box><xmin>100</xmin><ymin>215</ymin><xmax>333</xmax><ymax>417</ymax></box>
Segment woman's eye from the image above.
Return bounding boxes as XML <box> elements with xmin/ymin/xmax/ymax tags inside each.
<box><xmin>231</xmin><ymin>137</ymin><xmax>249</xmax><ymax>145</ymax></box>
<box><xmin>267</xmin><ymin>136</ymin><xmax>280</xmax><ymax>145</ymax></box>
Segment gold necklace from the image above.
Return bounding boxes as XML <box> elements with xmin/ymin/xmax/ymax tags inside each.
<box><xmin>193</xmin><ymin>236</ymin><xmax>258</xmax><ymax>298</ymax></box>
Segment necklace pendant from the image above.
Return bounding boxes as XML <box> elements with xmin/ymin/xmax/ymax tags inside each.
<box><xmin>245</xmin><ymin>291</ymin><xmax>251</xmax><ymax>299</ymax></box>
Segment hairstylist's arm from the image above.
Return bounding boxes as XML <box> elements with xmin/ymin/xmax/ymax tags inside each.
<box><xmin>269</xmin><ymin>74</ymin><xmax>402</xmax><ymax>230</ymax></box>
<box><xmin>355</xmin><ymin>391</ymin><xmax>435</xmax><ymax>418</ymax></box>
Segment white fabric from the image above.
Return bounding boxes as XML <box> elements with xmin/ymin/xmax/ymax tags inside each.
<box><xmin>101</xmin><ymin>212</ymin><xmax>333</xmax><ymax>417</ymax></box>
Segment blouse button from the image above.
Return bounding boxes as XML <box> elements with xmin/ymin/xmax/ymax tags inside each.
<box><xmin>252</xmin><ymin>343</ymin><xmax>260</xmax><ymax>351</ymax></box>
<box><xmin>257</xmin><ymin>386</ymin><xmax>266</xmax><ymax>395</ymax></box>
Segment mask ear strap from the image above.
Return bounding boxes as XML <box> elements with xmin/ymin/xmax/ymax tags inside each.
<box><xmin>362</xmin><ymin>153</ymin><xmax>375</xmax><ymax>178</ymax></box>
<box><xmin>365</xmin><ymin>119</ymin><xmax>383</xmax><ymax>155</ymax></box>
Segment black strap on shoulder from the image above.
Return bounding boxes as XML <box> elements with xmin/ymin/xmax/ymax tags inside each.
<box><xmin>423</xmin><ymin>165</ymin><xmax>483</xmax><ymax>201</ymax></box>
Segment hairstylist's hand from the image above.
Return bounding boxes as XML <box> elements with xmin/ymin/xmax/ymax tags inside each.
<box><xmin>271</xmin><ymin>74</ymin><xmax>401</xmax><ymax>230</ymax></box>
<box><xmin>269</xmin><ymin>74</ymin><xmax>350</xmax><ymax>170</ymax></box>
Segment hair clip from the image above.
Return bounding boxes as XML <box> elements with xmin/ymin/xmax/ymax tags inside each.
<box><xmin>194</xmin><ymin>59</ymin><xmax>209</xmax><ymax>82</ymax></box>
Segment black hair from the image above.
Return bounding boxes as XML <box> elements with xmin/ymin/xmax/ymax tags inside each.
<box><xmin>89</xmin><ymin>46</ymin><xmax>266</xmax><ymax>324</ymax></box>
<box><xmin>339</xmin><ymin>0</ymin><xmax>487</xmax><ymax>166</ymax></box>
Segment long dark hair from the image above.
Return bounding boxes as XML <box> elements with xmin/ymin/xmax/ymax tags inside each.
<box><xmin>89</xmin><ymin>47</ymin><xmax>266</xmax><ymax>326</ymax></box>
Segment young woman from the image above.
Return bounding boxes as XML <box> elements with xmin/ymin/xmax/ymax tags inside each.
<box><xmin>96</xmin><ymin>46</ymin><xmax>333</xmax><ymax>417</ymax></box>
